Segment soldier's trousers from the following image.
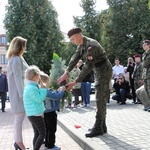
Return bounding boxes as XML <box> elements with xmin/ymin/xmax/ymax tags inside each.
<box><xmin>144</xmin><ymin>79</ymin><xmax>150</xmax><ymax>100</ymax></box>
<box><xmin>94</xmin><ymin>63</ymin><xmax>112</xmax><ymax>120</ymax></box>
<box><xmin>136</xmin><ymin>85</ymin><xmax>150</xmax><ymax>108</ymax></box>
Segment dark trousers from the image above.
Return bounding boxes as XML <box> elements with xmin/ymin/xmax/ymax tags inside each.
<box><xmin>0</xmin><ymin>92</ymin><xmax>6</xmax><ymax>111</ymax></box>
<box><xmin>72</xmin><ymin>89</ymin><xmax>82</xmax><ymax>105</ymax></box>
<box><xmin>44</xmin><ymin>111</ymin><xmax>57</xmax><ymax>148</ymax></box>
<box><xmin>28</xmin><ymin>116</ymin><xmax>46</xmax><ymax>150</ymax></box>
<box><xmin>130</xmin><ymin>78</ymin><xmax>136</xmax><ymax>102</ymax></box>
<box><xmin>112</xmin><ymin>89</ymin><xmax>126</xmax><ymax>103</ymax></box>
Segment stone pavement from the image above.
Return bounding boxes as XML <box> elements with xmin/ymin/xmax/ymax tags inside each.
<box><xmin>57</xmin><ymin>94</ymin><xmax>150</xmax><ymax>150</ymax></box>
<box><xmin>0</xmin><ymin>102</ymin><xmax>83</xmax><ymax>150</ymax></box>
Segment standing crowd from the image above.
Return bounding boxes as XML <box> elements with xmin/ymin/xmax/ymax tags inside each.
<box><xmin>111</xmin><ymin>40</ymin><xmax>150</xmax><ymax>112</ymax></box>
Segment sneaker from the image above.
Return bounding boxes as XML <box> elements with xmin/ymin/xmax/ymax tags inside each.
<box><xmin>82</xmin><ymin>104</ymin><xmax>87</xmax><ymax>108</ymax></box>
<box><xmin>65</xmin><ymin>104</ymin><xmax>72</xmax><ymax>108</ymax></box>
<box><xmin>47</xmin><ymin>145</ymin><xmax>61</xmax><ymax>150</ymax></box>
<box><xmin>87</xmin><ymin>104</ymin><xmax>90</xmax><ymax>107</ymax></box>
<box><xmin>143</xmin><ymin>106</ymin><xmax>150</xmax><ymax>111</ymax></box>
<box><xmin>107</xmin><ymin>103</ymin><xmax>110</xmax><ymax>106</ymax></box>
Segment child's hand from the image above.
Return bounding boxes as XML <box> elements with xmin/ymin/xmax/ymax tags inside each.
<box><xmin>39</xmin><ymin>79</ymin><xmax>46</xmax><ymax>88</ymax></box>
<box><xmin>59</xmin><ymin>86</ymin><xmax>66</xmax><ymax>91</ymax></box>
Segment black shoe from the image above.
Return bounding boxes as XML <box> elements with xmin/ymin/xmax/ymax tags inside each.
<box><xmin>85</xmin><ymin>128</ymin><xmax>103</xmax><ymax>137</ymax></box>
<box><xmin>120</xmin><ymin>102</ymin><xmax>126</xmax><ymax>105</ymax></box>
<box><xmin>14</xmin><ymin>142</ymin><xmax>22</xmax><ymax>150</ymax></box>
<box><xmin>143</xmin><ymin>106</ymin><xmax>150</xmax><ymax>111</ymax></box>
<box><xmin>2</xmin><ymin>109</ymin><xmax>5</xmax><ymax>112</ymax></box>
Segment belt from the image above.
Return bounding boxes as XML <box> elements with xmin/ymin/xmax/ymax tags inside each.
<box><xmin>95</xmin><ymin>59</ymin><xmax>107</xmax><ymax>67</ymax></box>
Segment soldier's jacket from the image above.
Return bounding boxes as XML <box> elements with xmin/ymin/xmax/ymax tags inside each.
<box><xmin>142</xmin><ymin>50</ymin><xmax>150</xmax><ymax>80</ymax></box>
<box><xmin>67</xmin><ymin>36</ymin><xmax>112</xmax><ymax>84</ymax></box>
<box><xmin>132</xmin><ymin>62</ymin><xmax>143</xmax><ymax>81</ymax></box>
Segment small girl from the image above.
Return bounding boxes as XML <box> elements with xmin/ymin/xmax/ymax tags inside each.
<box><xmin>23</xmin><ymin>65</ymin><xmax>47</xmax><ymax>150</ymax></box>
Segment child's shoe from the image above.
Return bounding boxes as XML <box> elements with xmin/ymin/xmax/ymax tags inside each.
<box><xmin>48</xmin><ymin>145</ymin><xmax>61</xmax><ymax>150</ymax></box>
<box><xmin>65</xmin><ymin>104</ymin><xmax>72</xmax><ymax>108</ymax></box>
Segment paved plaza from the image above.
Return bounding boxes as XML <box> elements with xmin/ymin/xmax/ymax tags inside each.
<box><xmin>58</xmin><ymin>94</ymin><xmax>150</xmax><ymax>150</ymax></box>
<box><xmin>0</xmin><ymin>102</ymin><xmax>83</xmax><ymax>150</ymax></box>
<box><xmin>0</xmin><ymin>94</ymin><xmax>150</xmax><ymax>150</ymax></box>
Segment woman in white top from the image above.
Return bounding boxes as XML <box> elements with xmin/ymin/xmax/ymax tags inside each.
<box><xmin>6</xmin><ymin>36</ymin><xmax>29</xmax><ymax>150</ymax></box>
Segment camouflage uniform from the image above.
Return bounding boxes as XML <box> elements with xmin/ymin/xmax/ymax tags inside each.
<box><xmin>132</xmin><ymin>62</ymin><xmax>143</xmax><ymax>90</ymax></box>
<box><xmin>67</xmin><ymin>36</ymin><xmax>112</xmax><ymax>137</ymax></box>
<box><xmin>142</xmin><ymin>50</ymin><xmax>150</xmax><ymax>99</ymax></box>
<box><xmin>136</xmin><ymin>85</ymin><xmax>150</xmax><ymax>108</ymax></box>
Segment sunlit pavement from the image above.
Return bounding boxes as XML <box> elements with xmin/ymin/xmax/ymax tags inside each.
<box><xmin>0</xmin><ymin>102</ymin><xmax>83</xmax><ymax>150</ymax></box>
<box><xmin>57</xmin><ymin>94</ymin><xmax>150</xmax><ymax>150</ymax></box>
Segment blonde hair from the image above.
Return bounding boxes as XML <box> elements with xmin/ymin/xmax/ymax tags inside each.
<box><xmin>40</xmin><ymin>71</ymin><xmax>50</xmax><ymax>83</ymax></box>
<box><xmin>25</xmin><ymin>65</ymin><xmax>40</xmax><ymax>80</ymax></box>
<box><xmin>6</xmin><ymin>36</ymin><xmax>27</xmax><ymax>60</ymax></box>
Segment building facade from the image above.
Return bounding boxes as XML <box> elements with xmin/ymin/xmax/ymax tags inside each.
<box><xmin>0</xmin><ymin>25</ymin><xmax>7</xmax><ymax>73</ymax></box>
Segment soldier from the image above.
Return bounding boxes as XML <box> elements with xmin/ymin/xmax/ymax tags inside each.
<box><xmin>57</xmin><ymin>27</ymin><xmax>112</xmax><ymax>137</ymax></box>
<box><xmin>142</xmin><ymin>40</ymin><xmax>150</xmax><ymax>104</ymax></box>
<box><xmin>0</xmin><ymin>67</ymin><xmax>8</xmax><ymax>112</ymax></box>
<box><xmin>132</xmin><ymin>54</ymin><xmax>143</xmax><ymax>104</ymax></box>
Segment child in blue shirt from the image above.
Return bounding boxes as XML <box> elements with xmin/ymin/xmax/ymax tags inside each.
<box><xmin>40</xmin><ymin>72</ymin><xmax>66</xmax><ymax>150</ymax></box>
<box><xmin>23</xmin><ymin>65</ymin><xmax>47</xmax><ymax>150</ymax></box>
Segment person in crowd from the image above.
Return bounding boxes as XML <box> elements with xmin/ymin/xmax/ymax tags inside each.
<box><xmin>112</xmin><ymin>58</ymin><xmax>124</xmax><ymax>81</ymax></box>
<box><xmin>136</xmin><ymin>85</ymin><xmax>150</xmax><ymax>111</ymax></box>
<box><xmin>0</xmin><ymin>67</ymin><xmax>8</xmax><ymax>112</ymax></box>
<box><xmin>77</xmin><ymin>60</ymin><xmax>94</xmax><ymax>107</ymax></box>
<box><xmin>76</xmin><ymin>60</ymin><xmax>85</xmax><ymax>104</ymax></box>
<box><xmin>112</xmin><ymin>73</ymin><xmax>130</xmax><ymax>105</ymax></box>
<box><xmin>107</xmin><ymin>80</ymin><xmax>113</xmax><ymax>105</ymax></box>
<box><xmin>40</xmin><ymin>72</ymin><xmax>66</xmax><ymax>150</ymax></box>
<box><xmin>142</xmin><ymin>40</ymin><xmax>150</xmax><ymax>109</ymax></box>
<box><xmin>23</xmin><ymin>65</ymin><xmax>47</xmax><ymax>150</ymax></box>
<box><xmin>127</xmin><ymin>57</ymin><xmax>136</xmax><ymax>103</ymax></box>
<box><xmin>123</xmin><ymin>67</ymin><xmax>130</xmax><ymax>85</ymax></box>
<box><xmin>57</xmin><ymin>27</ymin><xmax>112</xmax><ymax>137</ymax></box>
<box><xmin>70</xmin><ymin>65</ymin><xmax>81</xmax><ymax>107</ymax></box>
<box><xmin>6</xmin><ymin>36</ymin><xmax>29</xmax><ymax>150</ymax></box>
<box><xmin>132</xmin><ymin>54</ymin><xmax>143</xmax><ymax>104</ymax></box>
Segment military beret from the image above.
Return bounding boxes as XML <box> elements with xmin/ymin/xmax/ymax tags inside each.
<box><xmin>134</xmin><ymin>54</ymin><xmax>141</xmax><ymax>58</ymax></box>
<box><xmin>143</xmin><ymin>40</ymin><xmax>150</xmax><ymax>44</ymax></box>
<box><xmin>67</xmin><ymin>27</ymin><xmax>82</xmax><ymax>38</ymax></box>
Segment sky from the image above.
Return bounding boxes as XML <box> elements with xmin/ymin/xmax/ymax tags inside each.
<box><xmin>0</xmin><ymin>0</ymin><xmax>108</xmax><ymax>34</ymax></box>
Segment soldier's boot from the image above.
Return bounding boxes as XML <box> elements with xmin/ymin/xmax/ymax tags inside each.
<box><xmin>85</xmin><ymin>119</ymin><xmax>104</xmax><ymax>137</ymax></box>
<box><xmin>103</xmin><ymin>117</ymin><xmax>107</xmax><ymax>133</ymax></box>
<box><xmin>2</xmin><ymin>107</ymin><xmax>5</xmax><ymax>112</ymax></box>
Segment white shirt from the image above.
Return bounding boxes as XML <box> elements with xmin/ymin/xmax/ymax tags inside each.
<box><xmin>112</xmin><ymin>65</ymin><xmax>124</xmax><ymax>79</ymax></box>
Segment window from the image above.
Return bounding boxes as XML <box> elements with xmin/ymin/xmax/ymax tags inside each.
<box><xmin>1</xmin><ymin>36</ymin><xmax>6</xmax><ymax>44</ymax></box>
<box><xmin>1</xmin><ymin>54</ymin><xmax>7</xmax><ymax>64</ymax></box>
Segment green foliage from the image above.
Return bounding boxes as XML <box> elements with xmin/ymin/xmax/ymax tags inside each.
<box><xmin>100</xmin><ymin>0</ymin><xmax>150</xmax><ymax>65</ymax></box>
<box><xmin>50</xmin><ymin>53</ymin><xmax>66</xmax><ymax>89</ymax></box>
<box><xmin>60</xmin><ymin>42</ymin><xmax>76</xmax><ymax>65</ymax></box>
<box><xmin>73</xmin><ymin>0</ymin><xmax>101</xmax><ymax>42</ymax></box>
<box><xmin>49</xmin><ymin>53</ymin><xmax>72</xmax><ymax>108</ymax></box>
<box><xmin>4</xmin><ymin>0</ymin><xmax>64</xmax><ymax>74</ymax></box>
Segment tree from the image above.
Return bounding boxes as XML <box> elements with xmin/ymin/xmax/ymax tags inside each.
<box><xmin>73</xmin><ymin>0</ymin><xmax>101</xmax><ymax>42</ymax></box>
<box><xmin>4</xmin><ymin>0</ymin><xmax>64</xmax><ymax>74</ymax></box>
<box><xmin>100</xmin><ymin>0</ymin><xmax>150</xmax><ymax>65</ymax></box>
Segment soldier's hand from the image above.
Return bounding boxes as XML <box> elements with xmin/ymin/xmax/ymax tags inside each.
<box><xmin>57</xmin><ymin>72</ymin><xmax>68</xmax><ymax>85</ymax></box>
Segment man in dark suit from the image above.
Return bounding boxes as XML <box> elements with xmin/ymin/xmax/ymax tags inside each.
<box><xmin>0</xmin><ymin>67</ymin><xmax>8</xmax><ymax>112</ymax></box>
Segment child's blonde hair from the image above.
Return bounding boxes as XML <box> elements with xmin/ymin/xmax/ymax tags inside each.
<box><xmin>40</xmin><ymin>71</ymin><xmax>50</xmax><ymax>83</ymax></box>
<box><xmin>25</xmin><ymin>65</ymin><xmax>40</xmax><ymax>80</ymax></box>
